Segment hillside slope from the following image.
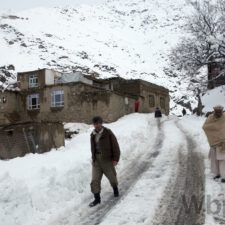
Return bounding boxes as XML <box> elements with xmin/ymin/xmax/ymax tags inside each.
<box><xmin>0</xmin><ymin>0</ymin><xmax>200</xmax><ymax>113</ymax></box>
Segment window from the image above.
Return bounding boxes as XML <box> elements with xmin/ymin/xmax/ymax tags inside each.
<box><xmin>27</xmin><ymin>94</ymin><xmax>40</xmax><ymax>110</ymax></box>
<box><xmin>29</xmin><ymin>74</ymin><xmax>39</xmax><ymax>88</ymax></box>
<box><xmin>3</xmin><ymin>97</ymin><xmax>6</xmax><ymax>103</ymax></box>
<box><xmin>0</xmin><ymin>96</ymin><xmax>7</xmax><ymax>104</ymax></box>
<box><xmin>6</xmin><ymin>130</ymin><xmax>13</xmax><ymax>136</ymax></box>
<box><xmin>51</xmin><ymin>90</ymin><xmax>64</xmax><ymax>107</ymax></box>
<box><xmin>149</xmin><ymin>95</ymin><xmax>155</xmax><ymax>107</ymax></box>
<box><xmin>160</xmin><ymin>97</ymin><xmax>166</xmax><ymax>109</ymax></box>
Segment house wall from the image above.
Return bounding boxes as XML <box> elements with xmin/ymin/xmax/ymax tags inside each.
<box><xmin>19</xmin><ymin>80</ymin><xmax>170</xmax><ymax>123</ymax></box>
<box><xmin>0</xmin><ymin>91</ymin><xmax>22</xmax><ymax>125</ymax></box>
<box><xmin>139</xmin><ymin>82</ymin><xmax>170</xmax><ymax>115</ymax></box>
<box><xmin>105</xmin><ymin>79</ymin><xmax>170</xmax><ymax>115</ymax></box>
<box><xmin>18</xmin><ymin>69</ymin><xmax>46</xmax><ymax>90</ymax></box>
<box><xmin>45</xmin><ymin>69</ymin><xmax>57</xmax><ymax>85</ymax></box>
<box><xmin>0</xmin><ymin>122</ymin><xmax>64</xmax><ymax>159</ymax></box>
<box><xmin>110</xmin><ymin>79</ymin><xmax>141</xmax><ymax>95</ymax></box>
<box><xmin>19</xmin><ymin>83</ymin><xmax>137</xmax><ymax>123</ymax></box>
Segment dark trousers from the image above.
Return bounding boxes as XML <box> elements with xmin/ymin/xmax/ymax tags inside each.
<box><xmin>91</xmin><ymin>154</ymin><xmax>118</xmax><ymax>194</ymax></box>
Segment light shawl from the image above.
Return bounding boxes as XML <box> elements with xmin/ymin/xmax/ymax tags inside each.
<box><xmin>203</xmin><ymin>114</ymin><xmax>225</xmax><ymax>146</ymax></box>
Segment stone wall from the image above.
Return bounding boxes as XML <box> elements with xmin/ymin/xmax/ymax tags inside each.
<box><xmin>106</xmin><ymin>79</ymin><xmax>170</xmax><ymax>115</ymax></box>
<box><xmin>0</xmin><ymin>122</ymin><xmax>64</xmax><ymax>159</ymax></box>
<box><xmin>0</xmin><ymin>91</ymin><xmax>22</xmax><ymax>125</ymax></box>
<box><xmin>109</xmin><ymin>78</ymin><xmax>140</xmax><ymax>96</ymax></box>
<box><xmin>19</xmin><ymin>82</ymin><xmax>137</xmax><ymax>123</ymax></box>
<box><xmin>18</xmin><ymin>69</ymin><xmax>46</xmax><ymax>90</ymax></box>
<box><xmin>139</xmin><ymin>81</ymin><xmax>170</xmax><ymax>115</ymax></box>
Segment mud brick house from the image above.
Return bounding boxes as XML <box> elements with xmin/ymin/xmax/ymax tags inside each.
<box><xmin>101</xmin><ymin>77</ymin><xmax>170</xmax><ymax>115</ymax></box>
<box><xmin>0</xmin><ymin>70</ymin><xmax>66</xmax><ymax>159</ymax></box>
<box><xmin>0</xmin><ymin>68</ymin><xmax>170</xmax><ymax>159</ymax></box>
<box><xmin>15</xmin><ymin>68</ymin><xmax>169</xmax><ymax>124</ymax></box>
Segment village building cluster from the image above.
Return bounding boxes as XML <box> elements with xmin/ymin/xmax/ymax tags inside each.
<box><xmin>0</xmin><ymin>68</ymin><xmax>170</xmax><ymax>159</ymax></box>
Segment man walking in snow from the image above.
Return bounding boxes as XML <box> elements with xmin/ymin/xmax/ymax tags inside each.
<box><xmin>154</xmin><ymin>107</ymin><xmax>162</xmax><ymax>118</ymax></box>
<box><xmin>203</xmin><ymin>105</ymin><xmax>225</xmax><ymax>182</ymax></box>
<box><xmin>155</xmin><ymin>107</ymin><xmax>162</xmax><ymax>128</ymax></box>
<box><xmin>89</xmin><ymin>116</ymin><xmax>120</xmax><ymax>207</ymax></box>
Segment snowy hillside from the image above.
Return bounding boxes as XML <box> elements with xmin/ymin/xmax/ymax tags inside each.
<box><xmin>0</xmin><ymin>0</ymin><xmax>199</xmax><ymax>113</ymax></box>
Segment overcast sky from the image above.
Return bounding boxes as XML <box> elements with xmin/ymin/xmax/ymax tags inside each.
<box><xmin>0</xmin><ymin>0</ymin><xmax>104</xmax><ymax>11</ymax></box>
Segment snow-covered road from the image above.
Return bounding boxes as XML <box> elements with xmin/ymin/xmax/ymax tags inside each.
<box><xmin>0</xmin><ymin>114</ymin><xmax>224</xmax><ymax>225</ymax></box>
<box><xmin>73</xmin><ymin>118</ymin><xmax>205</xmax><ymax>225</ymax></box>
<box><xmin>152</xmin><ymin>123</ymin><xmax>205</xmax><ymax>225</ymax></box>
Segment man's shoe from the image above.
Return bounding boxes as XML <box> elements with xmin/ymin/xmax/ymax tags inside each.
<box><xmin>113</xmin><ymin>187</ymin><xmax>119</xmax><ymax>197</ymax></box>
<box><xmin>221</xmin><ymin>178</ymin><xmax>225</xmax><ymax>183</ymax></box>
<box><xmin>214</xmin><ymin>175</ymin><xmax>221</xmax><ymax>180</ymax></box>
<box><xmin>89</xmin><ymin>193</ymin><xmax>101</xmax><ymax>207</ymax></box>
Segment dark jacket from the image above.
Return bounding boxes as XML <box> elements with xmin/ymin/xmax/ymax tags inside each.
<box><xmin>91</xmin><ymin>127</ymin><xmax>120</xmax><ymax>162</ymax></box>
<box><xmin>182</xmin><ymin>108</ymin><xmax>187</xmax><ymax>116</ymax></box>
<box><xmin>155</xmin><ymin>109</ymin><xmax>162</xmax><ymax>118</ymax></box>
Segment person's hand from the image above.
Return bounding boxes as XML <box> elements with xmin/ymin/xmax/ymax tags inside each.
<box><xmin>112</xmin><ymin>161</ymin><xmax>118</xmax><ymax>166</ymax></box>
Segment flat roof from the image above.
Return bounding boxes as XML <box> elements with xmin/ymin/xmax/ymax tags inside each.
<box><xmin>17</xmin><ymin>68</ymin><xmax>61</xmax><ymax>75</ymax></box>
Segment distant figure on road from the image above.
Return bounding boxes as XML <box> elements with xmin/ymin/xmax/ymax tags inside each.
<box><xmin>134</xmin><ymin>99</ymin><xmax>140</xmax><ymax>112</ymax></box>
<box><xmin>155</xmin><ymin>107</ymin><xmax>162</xmax><ymax>118</ymax></box>
<box><xmin>89</xmin><ymin>116</ymin><xmax>120</xmax><ymax>207</ymax></box>
<box><xmin>203</xmin><ymin>105</ymin><xmax>225</xmax><ymax>182</ymax></box>
<box><xmin>182</xmin><ymin>108</ymin><xmax>187</xmax><ymax>116</ymax></box>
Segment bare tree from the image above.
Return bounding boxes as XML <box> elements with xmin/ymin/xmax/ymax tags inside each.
<box><xmin>170</xmin><ymin>0</ymin><xmax>225</xmax><ymax>77</ymax></box>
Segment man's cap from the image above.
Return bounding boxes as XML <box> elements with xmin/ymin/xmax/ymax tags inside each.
<box><xmin>213</xmin><ymin>105</ymin><xmax>224</xmax><ymax>111</ymax></box>
<box><xmin>92</xmin><ymin>116</ymin><xmax>103</xmax><ymax>124</ymax></box>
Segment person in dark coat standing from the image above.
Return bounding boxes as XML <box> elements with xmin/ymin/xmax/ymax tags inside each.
<box><xmin>182</xmin><ymin>108</ymin><xmax>187</xmax><ymax>116</ymax></box>
<box><xmin>155</xmin><ymin>107</ymin><xmax>162</xmax><ymax>118</ymax></box>
<box><xmin>89</xmin><ymin>116</ymin><xmax>121</xmax><ymax>207</ymax></box>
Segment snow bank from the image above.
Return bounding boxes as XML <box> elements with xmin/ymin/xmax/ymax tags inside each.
<box><xmin>2</xmin><ymin>113</ymin><xmax>222</xmax><ymax>225</ymax></box>
<box><xmin>179</xmin><ymin>116</ymin><xmax>225</xmax><ymax>225</ymax></box>
<box><xmin>202</xmin><ymin>86</ymin><xmax>225</xmax><ymax>113</ymax></box>
<box><xmin>0</xmin><ymin>113</ymin><xmax>158</xmax><ymax>225</ymax></box>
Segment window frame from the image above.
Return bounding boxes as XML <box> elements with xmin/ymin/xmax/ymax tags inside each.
<box><xmin>51</xmin><ymin>90</ymin><xmax>64</xmax><ymax>108</ymax></box>
<box><xmin>27</xmin><ymin>94</ymin><xmax>40</xmax><ymax>110</ymax></box>
<box><xmin>149</xmin><ymin>95</ymin><xmax>155</xmax><ymax>107</ymax></box>
<box><xmin>29</xmin><ymin>74</ymin><xmax>39</xmax><ymax>88</ymax></box>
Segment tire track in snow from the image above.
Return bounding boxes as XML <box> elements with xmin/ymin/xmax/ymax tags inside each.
<box><xmin>76</xmin><ymin>118</ymin><xmax>167</xmax><ymax>225</ymax></box>
<box><xmin>152</xmin><ymin>123</ymin><xmax>205</xmax><ymax>225</ymax></box>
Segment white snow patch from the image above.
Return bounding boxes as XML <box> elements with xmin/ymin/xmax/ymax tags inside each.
<box><xmin>179</xmin><ymin>115</ymin><xmax>225</xmax><ymax>225</ymax></box>
<box><xmin>202</xmin><ymin>86</ymin><xmax>225</xmax><ymax>113</ymax></box>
